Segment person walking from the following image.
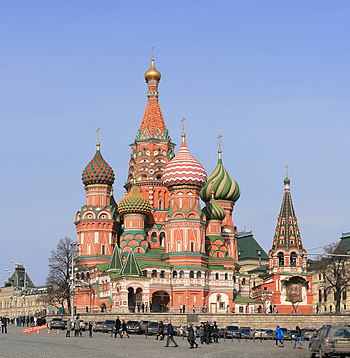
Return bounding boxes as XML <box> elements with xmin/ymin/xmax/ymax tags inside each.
<box><xmin>121</xmin><ymin>319</ymin><xmax>129</xmax><ymax>338</ymax></box>
<box><xmin>88</xmin><ymin>321</ymin><xmax>93</xmax><ymax>338</ymax></box>
<box><xmin>293</xmin><ymin>326</ymin><xmax>302</xmax><ymax>349</ymax></box>
<box><xmin>114</xmin><ymin>317</ymin><xmax>121</xmax><ymax>338</ymax></box>
<box><xmin>199</xmin><ymin>322</ymin><xmax>204</xmax><ymax>344</ymax></box>
<box><xmin>156</xmin><ymin>321</ymin><xmax>164</xmax><ymax>340</ymax></box>
<box><xmin>74</xmin><ymin>317</ymin><xmax>80</xmax><ymax>337</ymax></box>
<box><xmin>164</xmin><ymin>321</ymin><xmax>178</xmax><ymax>347</ymax></box>
<box><xmin>187</xmin><ymin>323</ymin><xmax>198</xmax><ymax>349</ymax></box>
<box><xmin>275</xmin><ymin>325</ymin><xmax>284</xmax><ymax>348</ymax></box>
<box><xmin>66</xmin><ymin>319</ymin><xmax>72</xmax><ymax>337</ymax></box>
<box><xmin>212</xmin><ymin>321</ymin><xmax>219</xmax><ymax>343</ymax></box>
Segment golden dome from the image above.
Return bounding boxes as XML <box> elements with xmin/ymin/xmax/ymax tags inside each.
<box><xmin>144</xmin><ymin>57</ymin><xmax>161</xmax><ymax>82</ymax></box>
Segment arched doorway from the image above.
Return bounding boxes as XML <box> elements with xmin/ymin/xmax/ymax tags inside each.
<box><xmin>151</xmin><ymin>291</ymin><xmax>170</xmax><ymax>312</ymax></box>
<box><xmin>128</xmin><ymin>287</ymin><xmax>135</xmax><ymax>312</ymax></box>
<box><xmin>135</xmin><ymin>287</ymin><xmax>143</xmax><ymax>312</ymax></box>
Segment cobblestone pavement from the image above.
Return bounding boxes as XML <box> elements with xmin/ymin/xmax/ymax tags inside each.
<box><xmin>1</xmin><ymin>326</ymin><xmax>309</xmax><ymax>358</ymax></box>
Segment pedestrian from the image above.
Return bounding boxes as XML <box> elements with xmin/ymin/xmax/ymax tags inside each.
<box><xmin>66</xmin><ymin>319</ymin><xmax>72</xmax><ymax>337</ymax></box>
<box><xmin>212</xmin><ymin>321</ymin><xmax>219</xmax><ymax>343</ymax></box>
<box><xmin>74</xmin><ymin>317</ymin><xmax>80</xmax><ymax>337</ymax></box>
<box><xmin>114</xmin><ymin>317</ymin><xmax>121</xmax><ymax>338</ymax></box>
<box><xmin>187</xmin><ymin>323</ymin><xmax>198</xmax><ymax>349</ymax></box>
<box><xmin>204</xmin><ymin>321</ymin><xmax>210</xmax><ymax>344</ymax></box>
<box><xmin>164</xmin><ymin>321</ymin><xmax>178</xmax><ymax>347</ymax></box>
<box><xmin>199</xmin><ymin>322</ymin><xmax>204</xmax><ymax>344</ymax></box>
<box><xmin>88</xmin><ymin>321</ymin><xmax>93</xmax><ymax>338</ymax></box>
<box><xmin>121</xmin><ymin>319</ymin><xmax>129</xmax><ymax>338</ymax></box>
<box><xmin>275</xmin><ymin>325</ymin><xmax>284</xmax><ymax>348</ymax></box>
<box><xmin>293</xmin><ymin>326</ymin><xmax>302</xmax><ymax>349</ymax></box>
<box><xmin>156</xmin><ymin>320</ymin><xmax>164</xmax><ymax>340</ymax></box>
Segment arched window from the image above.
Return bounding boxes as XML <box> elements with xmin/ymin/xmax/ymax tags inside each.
<box><xmin>86</xmin><ymin>272</ymin><xmax>90</xmax><ymax>280</ymax></box>
<box><xmin>160</xmin><ymin>270</ymin><xmax>165</xmax><ymax>278</ymax></box>
<box><xmin>277</xmin><ymin>252</ymin><xmax>284</xmax><ymax>267</ymax></box>
<box><xmin>189</xmin><ymin>270</ymin><xmax>194</xmax><ymax>278</ymax></box>
<box><xmin>290</xmin><ymin>252</ymin><xmax>297</xmax><ymax>267</ymax></box>
<box><xmin>215</xmin><ymin>273</ymin><xmax>219</xmax><ymax>280</ymax></box>
<box><xmin>160</xmin><ymin>232</ymin><xmax>165</xmax><ymax>247</ymax></box>
<box><xmin>159</xmin><ymin>198</ymin><xmax>163</xmax><ymax>210</ymax></box>
<box><xmin>233</xmin><ymin>276</ymin><xmax>236</xmax><ymax>283</ymax></box>
<box><xmin>216</xmin><ymin>294</ymin><xmax>221</xmax><ymax>302</ymax></box>
<box><xmin>81</xmin><ymin>272</ymin><xmax>85</xmax><ymax>280</ymax></box>
<box><xmin>224</xmin><ymin>273</ymin><xmax>228</xmax><ymax>280</ymax></box>
<box><xmin>196</xmin><ymin>271</ymin><xmax>201</xmax><ymax>279</ymax></box>
<box><xmin>151</xmin><ymin>270</ymin><xmax>157</xmax><ymax>278</ymax></box>
<box><xmin>151</xmin><ymin>232</ymin><xmax>157</xmax><ymax>243</ymax></box>
<box><xmin>172</xmin><ymin>270</ymin><xmax>177</xmax><ymax>278</ymax></box>
<box><xmin>142</xmin><ymin>270</ymin><xmax>147</xmax><ymax>277</ymax></box>
<box><xmin>319</xmin><ymin>289</ymin><xmax>322</xmax><ymax>303</ymax></box>
<box><xmin>179</xmin><ymin>270</ymin><xmax>184</xmax><ymax>278</ymax></box>
<box><xmin>242</xmin><ymin>278</ymin><xmax>246</xmax><ymax>285</ymax></box>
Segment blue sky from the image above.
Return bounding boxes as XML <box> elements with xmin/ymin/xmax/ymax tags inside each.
<box><xmin>0</xmin><ymin>1</ymin><xmax>349</xmax><ymax>284</ymax></box>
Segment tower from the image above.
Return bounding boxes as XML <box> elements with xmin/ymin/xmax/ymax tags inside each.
<box><xmin>75</xmin><ymin>140</ymin><xmax>119</xmax><ymax>266</ymax></box>
<box><xmin>126</xmin><ymin>55</ymin><xmax>175</xmax><ymax>249</ymax></box>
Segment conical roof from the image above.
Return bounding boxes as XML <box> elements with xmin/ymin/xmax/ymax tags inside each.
<box><xmin>162</xmin><ymin>134</ymin><xmax>207</xmax><ymax>188</ymax></box>
<box><xmin>107</xmin><ymin>246</ymin><xmax>122</xmax><ymax>271</ymax></box>
<box><xmin>118</xmin><ymin>184</ymin><xmax>152</xmax><ymax>215</ymax></box>
<box><xmin>82</xmin><ymin>143</ymin><xmax>115</xmax><ymax>186</ymax></box>
<box><xmin>120</xmin><ymin>251</ymin><xmax>142</xmax><ymax>276</ymax></box>
<box><xmin>271</xmin><ymin>176</ymin><xmax>304</xmax><ymax>251</ymax></box>
<box><xmin>201</xmin><ymin>150</ymin><xmax>240</xmax><ymax>202</ymax></box>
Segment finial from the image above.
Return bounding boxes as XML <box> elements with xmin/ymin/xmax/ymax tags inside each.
<box><xmin>284</xmin><ymin>165</ymin><xmax>291</xmax><ymax>188</ymax></box>
<box><xmin>96</xmin><ymin>128</ymin><xmax>101</xmax><ymax>150</ymax></box>
<box><xmin>151</xmin><ymin>46</ymin><xmax>155</xmax><ymax>61</ymax></box>
<box><xmin>181</xmin><ymin>117</ymin><xmax>186</xmax><ymax>143</ymax></box>
<box><xmin>285</xmin><ymin>165</ymin><xmax>289</xmax><ymax>178</ymax></box>
<box><xmin>217</xmin><ymin>134</ymin><xmax>223</xmax><ymax>160</ymax></box>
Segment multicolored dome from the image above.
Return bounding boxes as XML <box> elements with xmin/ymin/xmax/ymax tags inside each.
<box><xmin>202</xmin><ymin>194</ymin><xmax>226</xmax><ymax>221</ymax></box>
<box><xmin>200</xmin><ymin>150</ymin><xmax>240</xmax><ymax>202</ymax></box>
<box><xmin>82</xmin><ymin>143</ymin><xmax>115</xmax><ymax>186</ymax></box>
<box><xmin>162</xmin><ymin>134</ymin><xmax>207</xmax><ymax>188</ymax></box>
<box><xmin>118</xmin><ymin>184</ymin><xmax>152</xmax><ymax>216</ymax></box>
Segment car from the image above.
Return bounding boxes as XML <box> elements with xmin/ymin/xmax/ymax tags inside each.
<box><xmin>251</xmin><ymin>328</ymin><xmax>268</xmax><ymax>339</ymax></box>
<box><xmin>225</xmin><ymin>325</ymin><xmax>241</xmax><ymax>339</ymax></box>
<box><xmin>93</xmin><ymin>321</ymin><xmax>105</xmax><ymax>332</ymax></box>
<box><xmin>301</xmin><ymin>328</ymin><xmax>317</xmax><ymax>341</ymax></box>
<box><xmin>49</xmin><ymin>318</ymin><xmax>66</xmax><ymax>330</ymax></box>
<box><xmin>240</xmin><ymin>327</ymin><xmax>251</xmax><ymax>339</ymax></box>
<box><xmin>139</xmin><ymin>320</ymin><xmax>149</xmax><ymax>333</ymax></box>
<box><xmin>126</xmin><ymin>320</ymin><xmax>141</xmax><ymax>334</ymax></box>
<box><xmin>147</xmin><ymin>321</ymin><xmax>160</xmax><ymax>335</ymax></box>
<box><xmin>103</xmin><ymin>319</ymin><xmax>116</xmax><ymax>333</ymax></box>
<box><xmin>265</xmin><ymin>329</ymin><xmax>275</xmax><ymax>340</ymax></box>
<box><xmin>309</xmin><ymin>325</ymin><xmax>350</xmax><ymax>358</ymax></box>
<box><xmin>284</xmin><ymin>330</ymin><xmax>298</xmax><ymax>340</ymax></box>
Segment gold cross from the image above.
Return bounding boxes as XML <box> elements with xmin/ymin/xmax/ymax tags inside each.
<box><xmin>181</xmin><ymin>117</ymin><xmax>186</xmax><ymax>135</ymax></box>
<box><xmin>217</xmin><ymin>134</ymin><xmax>223</xmax><ymax>151</ymax></box>
<box><xmin>97</xmin><ymin>128</ymin><xmax>101</xmax><ymax>142</ymax></box>
<box><xmin>151</xmin><ymin>47</ymin><xmax>155</xmax><ymax>60</ymax></box>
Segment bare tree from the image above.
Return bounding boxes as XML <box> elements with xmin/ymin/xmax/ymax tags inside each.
<box><xmin>46</xmin><ymin>237</ymin><xmax>78</xmax><ymax>313</ymax></box>
<box><xmin>320</xmin><ymin>242</ymin><xmax>350</xmax><ymax>313</ymax></box>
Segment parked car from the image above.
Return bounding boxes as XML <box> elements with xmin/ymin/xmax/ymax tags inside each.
<box><xmin>265</xmin><ymin>329</ymin><xmax>275</xmax><ymax>340</ymax></box>
<box><xmin>225</xmin><ymin>325</ymin><xmax>241</xmax><ymax>339</ymax></box>
<box><xmin>126</xmin><ymin>320</ymin><xmax>142</xmax><ymax>334</ymax></box>
<box><xmin>284</xmin><ymin>330</ymin><xmax>298</xmax><ymax>341</ymax></box>
<box><xmin>93</xmin><ymin>321</ymin><xmax>105</xmax><ymax>332</ymax></box>
<box><xmin>240</xmin><ymin>327</ymin><xmax>251</xmax><ymax>339</ymax></box>
<box><xmin>309</xmin><ymin>325</ymin><xmax>350</xmax><ymax>358</ymax></box>
<box><xmin>49</xmin><ymin>318</ymin><xmax>66</xmax><ymax>330</ymax></box>
<box><xmin>103</xmin><ymin>319</ymin><xmax>116</xmax><ymax>333</ymax></box>
<box><xmin>147</xmin><ymin>321</ymin><xmax>160</xmax><ymax>335</ymax></box>
<box><xmin>251</xmin><ymin>328</ymin><xmax>268</xmax><ymax>339</ymax></box>
<box><xmin>140</xmin><ymin>320</ymin><xmax>149</xmax><ymax>333</ymax></box>
<box><xmin>301</xmin><ymin>327</ymin><xmax>317</xmax><ymax>341</ymax></box>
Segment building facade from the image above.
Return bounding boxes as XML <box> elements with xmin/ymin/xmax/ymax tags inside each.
<box><xmin>74</xmin><ymin>57</ymin><xmax>246</xmax><ymax>314</ymax></box>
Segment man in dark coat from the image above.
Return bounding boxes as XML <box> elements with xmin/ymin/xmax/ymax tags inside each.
<box><xmin>156</xmin><ymin>320</ymin><xmax>164</xmax><ymax>340</ymax></box>
<box><xmin>114</xmin><ymin>317</ymin><xmax>121</xmax><ymax>338</ymax></box>
<box><xmin>187</xmin><ymin>323</ymin><xmax>198</xmax><ymax>348</ymax></box>
<box><xmin>164</xmin><ymin>321</ymin><xmax>178</xmax><ymax>347</ymax></box>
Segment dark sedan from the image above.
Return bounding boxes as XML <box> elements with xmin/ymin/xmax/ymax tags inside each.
<box><xmin>225</xmin><ymin>325</ymin><xmax>241</xmax><ymax>339</ymax></box>
<box><xmin>126</xmin><ymin>320</ymin><xmax>142</xmax><ymax>334</ymax></box>
<box><xmin>49</xmin><ymin>318</ymin><xmax>66</xmax><ymax>330</ymax></box>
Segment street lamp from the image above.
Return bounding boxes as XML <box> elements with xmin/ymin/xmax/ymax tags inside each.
<box><xmin>70</xmin><ymin>242</ymin><xmax>79</xmax><ymax>322</ymax></box>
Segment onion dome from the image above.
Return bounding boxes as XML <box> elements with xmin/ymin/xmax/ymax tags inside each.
<box><xmin>162</xmin><ymin>133</ymin><xmax>207</xmax><ymax>188</ymax></box>
<box><xmin>82</xmin><ymin>142</ymin><xmax>115</xmax><ymax>186</ymax></box>
<box><xmin>203</xmin><ymin>193</ymin><xmax>226</xmax><ymax>221</ymax></box>
<box><xmin>118</xmin><ymin>184</ymin><xmax>152</xmax><ymax>215</ymax></box>
<box><xmin>200</xmin><ymin>149</ymin><xmax>240</xmax><ymax>202</ymax></box>
<box><xmin>144</xmin><ymin>56</ymin><xmax>161</xmax><ymax>82</ymax></box>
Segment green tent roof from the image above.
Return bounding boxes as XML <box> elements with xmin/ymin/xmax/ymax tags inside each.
<box><xmin>107</xmin><ymin>246</ymin><xmax>122</xmax><ymax>271</ymax></box>
<box><xmin>120</xmin><ymin>251</ymin><xmax>142</xmax><ymax>277</ymax></box>
<box><xmin>237</xmin><ymin>231</ymin><xmax>268</xmax><ymax>261</ymax></box>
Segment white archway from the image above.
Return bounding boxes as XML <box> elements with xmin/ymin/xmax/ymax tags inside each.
<box><xmin>208</xmin><ymin>292</ymin><xmax>229</xmax><ymax>313</ymax></box>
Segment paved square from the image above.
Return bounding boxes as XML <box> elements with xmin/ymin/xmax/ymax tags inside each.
<box><xmin>1</xmin><ymin>326</ymin><xmax>310</xmax><ymax>358</ymax></box>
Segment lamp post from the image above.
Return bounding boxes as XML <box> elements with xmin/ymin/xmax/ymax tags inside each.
<box><xmin>70</xmin><ymin>242</ymin><xmax>79</xmax><ymax>322</ymax></box>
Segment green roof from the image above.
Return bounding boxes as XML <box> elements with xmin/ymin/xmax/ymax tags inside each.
<box><xmin>237</xmin><ymin>231</ymin><xmax>268</xmax><ymax>261</ymax></box>
<box><xmin>233</xmin><ymin>294</ymin><xmax>256</xmax><ymax>303</ymax></box>
<box><xmin>107</xmin><ymin>246</ymin><xmax>122</xmax><ymax>271</ymax></box>
<box><xmin>138</xmin><ymin>260</ymin><xmax>173</xmax><ymax>268</ymax></box>
<box><xmin>120</xmin><ymin>251</ymin><xmax>142</xmax><ymax>277</ymax></box>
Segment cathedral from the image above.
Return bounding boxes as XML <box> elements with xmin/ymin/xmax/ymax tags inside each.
<box><xmin>73</xmin><ymin>56</ymin><xmax>312</xmax><ymax>314</ymax></box>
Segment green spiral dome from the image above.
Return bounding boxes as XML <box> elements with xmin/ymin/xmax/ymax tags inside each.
<box><xmin>118</xmin><ymin>185</ymin><xmax>152</xmax><ymax>216</ymax></box>
<box><xmin>203</xmin><ymin>197</ymin><xmax>226</xmax><ymax>221</ymax></box>
<box><xmin>200</xmin><ymin>151</ymin><xmax>240</xmax><ymax>203</ymax></box>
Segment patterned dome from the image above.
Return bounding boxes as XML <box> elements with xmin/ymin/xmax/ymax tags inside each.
<box><xmin>203</xmin><ymin>195</ymin><xmax>226</xmax><ymax>221</ymax></box>
<box><xmin>118</xmin><ymin>185</ymin><xmax>152</xmax><ymax>215</ymax></box>
<box><xmin>201</xmin><ymin>150</ymin><xmax>240</xmax><ymax>202</ymax></box>
<box><xmin>82</xmin><ymin>143</ymin><xmax>115</xmax><ymax>186</ymax></box>
<box><xmin>162</xmin><ymin>134</ymin><xmax>207</xmax><ymax>188</ymax></box>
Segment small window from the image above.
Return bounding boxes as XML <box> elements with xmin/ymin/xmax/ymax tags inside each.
<box><xmin>151</xmin><ymin>270</ymin><xmax>157</xmax><ymax>278</ymax></box>
<box><xmin>189</xmin><ymin>270</ymin><xmax>194</xmax><ymax>278</ymax></box>
<box><xmin>142</xmin><ymin>270</ymin><xmax>147</xmax><ymax>277</ymax></box>
<box><xmin>224</xmin><ymin>273</ymin><xmax>228</xmax><ymax>280</ymax></box>
<box><xmin>101</xmin><ymin>245</ymin><xmax>105</xmax><ymax>255</ymax></box>
<box><xmin>172</xmin><ymin>271</ymin><xmax>177</xmax><ymax>278</ymax></box>
<box><xmin>160</xmin><ymin>270</ymin><xmax>165</xmax><ymax>278</ymax></box>
<box><xmin>277</xmin><ymin>252</ymin><xmax>284</xmax><ymax>267</ymax></box>
<box><xmin>242</xmin><ymin>278</ymin><xmax>246</xmax><ymax>285</ymax></box>
<box><xmin>196</xmin><ymin>271</ymin><xmax>201</xmax><ymax>279</ymax></box>
<box><xmin>179</xmin><ymin>270</ymin><xmax>184</xmax><ymax>278</ymax></box>
<box><xmin>190</xmin><ymin>242</ymin><xmax>194</xmax><ymax>252</ymax></box>
<box><xmin>215</xmin><ymin>273</ymin><xmax>219</xmax><ymax>280</ymax></box>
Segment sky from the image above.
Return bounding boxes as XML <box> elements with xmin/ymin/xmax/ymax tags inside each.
<box><xmin>0</xmin><ymin>1</ymin><xmax>349</xmax><ymax>285</ymax></box>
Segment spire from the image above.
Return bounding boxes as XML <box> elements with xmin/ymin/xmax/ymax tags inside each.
<box><xmin>181</xmin><ymin>117</ymin><xmax>186</xmax><ymax>146</ymax></box>
<box><xmin>272</xmin><ymin>174</ymin><xmax>303</xmax><ymax>251</ymax></box>
<box><xmin>137</xmin><ymin>52</ymin><xmax>168</xmax><ymax>140</ymax></box>
<box><xmin>120</xmin><ymin>251</ymin><xmax>142</xmax><ymax>276</ymax></box>
<box><xmin>107</xmin><ymin>246</ymin><xmax>122</xmax><ymax>271</ymax></box>
<box><xmin>217</xmin><ymin>134</ymin><xmax>223</xmax><ymax>160</ymax></box>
